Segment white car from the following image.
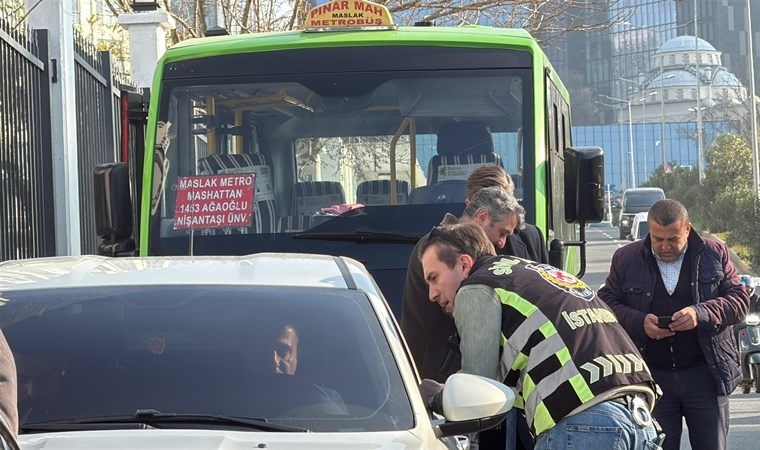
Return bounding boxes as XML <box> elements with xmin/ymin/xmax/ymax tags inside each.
<box><xmin>0</xmin><ymin>254</ymin><xmax>513</xmax><ymax>449</ymax></box>
<box><xmin>628</xmin><ymin>212</ymin><xmax>649</xmax><ymax>241</ymax></box>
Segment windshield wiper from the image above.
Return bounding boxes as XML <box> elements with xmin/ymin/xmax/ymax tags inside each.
<box><xmin>21</xmin><ymin>409</ymin><xmax>309</xmax><ymax>433</ymax></box>
<box><xmin>294</xmin><ymin>228</ymin><xmax>422</xmax><ymax>243</ymax></box>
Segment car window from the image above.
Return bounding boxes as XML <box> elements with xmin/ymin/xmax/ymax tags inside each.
<box><xmin>1</xmin><ymin>285</ymin><xmax>413</xmax><ymax>433</ymax></box>
<box><xmin>623</xmin><ymin>191</ymin><xmax>665</xmax><ymax>208</ymax></box>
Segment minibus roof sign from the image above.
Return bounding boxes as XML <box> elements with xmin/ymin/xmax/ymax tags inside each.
<box><xmin>304</xmin><ymin>0</ymin><xmax>397</xmax><ymax>32</ymax></box>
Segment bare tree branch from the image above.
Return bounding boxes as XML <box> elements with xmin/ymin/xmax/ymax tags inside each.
<box><xmin>114</xmin><ymin>0</ymin><xmax>631</xmax><ymax>39</ymax></box>
<box><xmin>96</xmin><ymin>0</ymin><xmax>633</xmax><ymax>58</ymax></box>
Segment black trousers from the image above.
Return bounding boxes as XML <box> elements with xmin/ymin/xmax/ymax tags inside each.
<box><xmin>651</xmin><ymin>365</ymin><xmax>730</xmax><ymax>450</ymax></box>
<box><xmin>478</xmin><ymin>408</ymin><xmax>534</xmax><ymax>450</ymax></box>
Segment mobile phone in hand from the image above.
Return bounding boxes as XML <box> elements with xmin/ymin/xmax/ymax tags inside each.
<box><xmin>657</xmin><ymin>316</ymin><xmax>673</xmax><ymax>329</ymax></box>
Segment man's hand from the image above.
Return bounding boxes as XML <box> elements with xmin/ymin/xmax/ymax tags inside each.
<box><xmin>644</xmin><ymin>313</ymin><xmax>675</xmax><ymax>340</ymax></box>
<box><xmin>419</xmin><ymin>378</ymin><xmax>444</xmax><ymax>402</ymax></box>
<box><xmin>419</xmin><ymin>379</ymin><xmax>445</xmax><ymax>414</ymax></box>
<box><xmin>670</xmin><ymin>306</ymin><xmax>698</xmax><ymax>331</ymax></box>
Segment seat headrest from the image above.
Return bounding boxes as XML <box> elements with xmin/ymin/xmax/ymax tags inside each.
<box><xmin>436</xmin><ymin>121</ymin><xmax>493</xmax><ymax>157</ymax></box>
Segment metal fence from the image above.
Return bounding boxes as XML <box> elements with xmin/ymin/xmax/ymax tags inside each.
<box><xmin>0</xmin><ymin>17</ymin><xmax>55</xmax><ymax>261</ymax></box>
<box><xmin>74</xmin><ymin>30</ymin><xmax>126</xmax><ymax>255</ymax></box>
<box><xmin>1</xmin><ymin>17</ymin><xmax>138</xmax><ymax>261</ymax></box>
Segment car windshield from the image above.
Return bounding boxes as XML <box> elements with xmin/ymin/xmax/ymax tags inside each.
<box><xmin>1</xmin><ymin>285</ymin><xmax>413</xmax><ymax>433</ymax></box>
<box><xmin>149</xmin><ymin>46</ymin><xmax>533</xmax><ymax>255</ymax></box>
<box><xmin>624</xmin><ymin>192</ymin><xmax>664</xmax><ymax>208</ymax></box>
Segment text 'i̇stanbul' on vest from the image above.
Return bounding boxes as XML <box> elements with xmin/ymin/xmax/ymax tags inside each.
<box><xmin>561</xmin><ymin>308</ymin><xmax>618</xmax><ymax>330</ymax></box>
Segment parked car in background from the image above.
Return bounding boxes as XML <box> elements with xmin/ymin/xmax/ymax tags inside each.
<box><xmin>0</xmin><ymin>254</ymin><xmax>513</xmax><ymax>449</ymax></box>
<box><xmin>617</xmin><ymin>188</ymin><xmax>665</xmax><ymax>239</ymax></box>
<box><xmin>628</xmin><ymin>212</ymin><xmax>649</xmax><ymax>241</ymax></box>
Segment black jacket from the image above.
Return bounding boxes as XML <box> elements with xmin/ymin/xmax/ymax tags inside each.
<box><xmin>504</xmin><ymin>224</ymin><xmax>548</xmax><ymax>264</ymax></box>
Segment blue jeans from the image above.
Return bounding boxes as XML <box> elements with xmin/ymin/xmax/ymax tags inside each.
<box><xmin>534</xmin><ymin>400</ymin><xmax>661</xmax><ymax>450</ymax></box>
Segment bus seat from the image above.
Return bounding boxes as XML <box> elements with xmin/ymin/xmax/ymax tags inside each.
<box><xmin>291</xmin><ymin>181</ymin><xmax>345</xmax><ymax>216</ymax></box>
<box><xmin>196</xmin><ymin>153</ymin><xmax>276</xmax><ymax>233</ymax></box>
<box><xmin>427</xmin><ymin>121</ymin><xmax>503</xmax><ymax>184</ymax></box>
<box><xmin>408</xmin><ymin>180</ymin><xmax>466</xmax><ymax>204</ymax></box>
<box><xmin>511</xmin><ymin>172</ymin><xmax>524</xmax><ymax>201</ymax></box>
<box><xmin>355</xmin><ymin>180</ymin><xmax>409</xmax><ymax>205</ymax></box>
<box><xmin>276</xmin><ymin>181</ymin><xmax>345</xmax><ymax>233</ymax></box>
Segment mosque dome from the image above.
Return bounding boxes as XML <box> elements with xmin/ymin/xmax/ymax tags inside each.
<box><xmin>657</xmin><ymin>36</ymin><xmax>716</xmax><ymax>53</ymax></box>
<box><xmin>708</xmin><ymin>70</ymin><xmax>743</xmax><ymax>88</ymax></box>
<box><xmin>645</xmin><ymin>70</ymin><xmax>697</xmax><ymax>89</ymax></box>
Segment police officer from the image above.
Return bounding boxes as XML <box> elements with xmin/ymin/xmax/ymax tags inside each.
<box><xmin>418</xmin><ymin>223</ymin><xmax>661</xmax><ymax>449</ymax></box>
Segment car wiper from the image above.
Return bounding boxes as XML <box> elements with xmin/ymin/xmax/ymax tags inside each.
<box><xmin>294</xmin><ymin>228</ymin><xmax>422</xmax><ymax>243</ymax></box>
<box><xmin>21</xmin><ymin>409</ymin><xmax>309</xmax><ymax>433</ymax></box>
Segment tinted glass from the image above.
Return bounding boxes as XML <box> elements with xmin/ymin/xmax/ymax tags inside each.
<box><xmin>623</xmin><ymin>191</ymin><xmax>665</xmax><ymax>208</ymax></box>
<box><xmin>2</xmin><ymin>286</ymin><xmax>412</xmax><ymax>433</ymax></box>
<box><xmin>149</xmin><ymin>46</ymin><xmax>534</xmax><ymax>255</ymax></box>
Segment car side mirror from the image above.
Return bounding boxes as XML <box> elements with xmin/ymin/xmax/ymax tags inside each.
<box><xmin>94</xmin><ymin>162</ymin><xmax>136</xmax><ymax>256</ymax></box>
<box><xmin>564</xmin><ymin>146</ymin><xmax>605</xmax><ymax>223</ymax></box>
<box><xmin>435</xmin><ymin>373</ymin><xmax>515</xmax><ymax>438</ymax></box>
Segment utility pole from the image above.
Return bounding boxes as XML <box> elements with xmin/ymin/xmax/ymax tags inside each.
<box><xmin>641</xmin><ymin>97</ymin><xmax>648</xmax><ymax>181</ymax></box>
<box><xmin>695</xmin><ymin>0</ymin><xmax>704</xmax><ymax>182</ymax></box>
<box><xmin>660</xmin><ymin>55</ymin><xmax>667</xmax><ymax>168</ymax></box>
<box><xmin>604</xmin><ymin>95</ymin><xmax>636</xmax><ymax>189</ymax></box>
<box><xmin>638</xmin><ymin>93</ymin><xmax>656</xmax><ymax>181</ymax></box>
<box><xmin>596</xmin><ymin>99</ymin><xmax>629</xmax><ymax>189</ymax></box>
<box><xmin>748</xmin><ymin>0</ymin><xmax>760</xmax><ymax>197</ymax></box>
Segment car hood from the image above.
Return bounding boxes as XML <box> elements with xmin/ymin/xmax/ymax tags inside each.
<box><xmin>18</xmin><ymin>429</ymin><xmax>438</xmax><ymax>450</ymax></box>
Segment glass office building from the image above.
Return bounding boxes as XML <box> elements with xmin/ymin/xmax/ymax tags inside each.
<box><xmin>573</xmin><ymin>121</ymin><xmax>737</xmax><ymax>192</ymax></box>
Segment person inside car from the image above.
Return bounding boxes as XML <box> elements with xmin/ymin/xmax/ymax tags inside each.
<box><xmin>273</xmin><ymin>323</ymin><xmax>298</xmax><ymax>376</ymax></box>
<box><xmin>273</xmin><ymin>322</ymin><xmax>348</xmax><ymax>414</ymax></box>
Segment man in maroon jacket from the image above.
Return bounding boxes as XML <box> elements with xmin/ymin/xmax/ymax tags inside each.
<box><xmin>598</xmin><ymin>199</ymin><xmax>748</xmax><ymax>450</ymax></box>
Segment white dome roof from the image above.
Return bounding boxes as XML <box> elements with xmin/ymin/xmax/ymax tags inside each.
<box><xmin>658</xmin><ymin>36</ymin><xmax>716</xmax><ymax>53</ymax></box>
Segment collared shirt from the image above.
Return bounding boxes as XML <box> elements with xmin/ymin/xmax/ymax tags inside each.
<box><xmin>653</xmin><ymin>245</ymin><xmax>688</xmax><ymax>295</ymax></box>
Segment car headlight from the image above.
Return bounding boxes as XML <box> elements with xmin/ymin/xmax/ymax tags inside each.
<box><xmin>621</xmin><ymin>219</ymin><xmax>630</xmax><ymax>226</ymax></box>
<box><xmin>746</xmin><ymin>314</ymin><xmax>760</xmax><ymax>326</ymax></box>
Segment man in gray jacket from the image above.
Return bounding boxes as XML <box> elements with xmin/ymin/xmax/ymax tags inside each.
<box><xmin>598</xmin><ymin>199</ymin><xmax>748</xmax><ymax>450</ymax></box>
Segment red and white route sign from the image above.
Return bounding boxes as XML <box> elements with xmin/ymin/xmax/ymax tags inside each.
<box><xmin>173</xmin><ymin>174</ymin><xmax>255</xmax><ymax>230</ymax></box>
